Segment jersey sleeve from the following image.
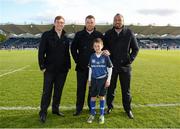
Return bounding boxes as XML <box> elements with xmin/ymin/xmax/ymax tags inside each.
<box><xmin>88</xmin><ymin>67</ymin><xmax>92</xmax><ymax>81</ymax></box>
<box><xmin>88</xmin><ymin>55</ymin><xmax>92</xmax><ymax>68</ymax></box>
<box><xmin>107</xmin><ymin>67</ymin><xmax>112</xmax><ymax>82</ymax></box>
<box><xmin>106</xmin><ymin>56</ymin><xmax>113</xmax><ymax>68</ymax></box>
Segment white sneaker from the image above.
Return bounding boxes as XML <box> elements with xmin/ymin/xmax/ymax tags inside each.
<box><xmin>87</xmin><ymin>115</ymin><xmax>95</xmax><ymax>123</ymax></box>
<box><xmin>99</xmin><ymin>115</ymin><xmax>104</xmax><ymax>124</ymax></box>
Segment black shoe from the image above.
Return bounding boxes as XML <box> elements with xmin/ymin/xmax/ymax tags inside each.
<box><xmin>73</xmin><ymin>111</ymin><xmax>82</xmax><ymax>116</ymax></box>
<box><xmin>52</xmin><ymin>111</ymin><xmax>65</xmax><ymax>117</ymax></box>
<box><xmin>126</xmin><ymin>110</ymin><xmax>134</xmax><ymax>119</ymax></box>
<box><xmin>105</xmin><ymin>108</ymin><xmax>112</xmax><ymax>114</ymax></box>
<box><xmin>39</xmin><ymin>113</ymin><xmax>47</xmax><ymax>123</ymax></box>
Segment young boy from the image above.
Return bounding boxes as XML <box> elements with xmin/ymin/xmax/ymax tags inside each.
<box><xmin>87</xmin><ymin>38</ymin><xmax>113</xmax><ymax>124</ymax></box>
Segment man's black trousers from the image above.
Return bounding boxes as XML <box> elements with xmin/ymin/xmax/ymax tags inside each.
<box><xmin>106</xmin><ymin>69</ymin><xmax>132</xmax><ymax>112</ymax></box>
<box><xmin>75</xmin><ymin>70</ymin><xmax>91</xmax><ymax>112</ymax></box>
<box><xmin>40</xmin><ymin>71</ymin><xmax>68</xmax><ymax>114</ymax></box>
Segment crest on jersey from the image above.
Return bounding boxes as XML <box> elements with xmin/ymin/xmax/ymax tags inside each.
<box><xmin>92</xmin><ymin>59</ymin><xmax>96</xmax><ymax>63</ymax></box>
<box><xmin>101</xmin><ymin>59</ymin><xmax>105</xmax><ymax>63</ymax></box>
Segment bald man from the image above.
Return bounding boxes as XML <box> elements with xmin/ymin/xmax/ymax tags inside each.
<box><xmin>103</xmin><ymin>13</ymin><xmax>139</xmax><ymax>119</ymax></box>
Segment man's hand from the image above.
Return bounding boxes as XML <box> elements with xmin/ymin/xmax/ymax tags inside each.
<box><xmin>102</xmin><ymin>50</ymin><xmax>110</xmax><ymax>56</ymax></box>
<box><xmin>105</xmin><ymin>81</ymin><xmax>110</xmax><ymax>88</ymax></box>
<box><xmin>41</xmin><ymin>69</ymin><xmax>46</xmax><ymax>73</ymax></box>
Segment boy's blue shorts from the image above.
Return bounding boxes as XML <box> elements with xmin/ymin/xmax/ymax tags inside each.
<box><xmin>90</xmin><ymin>77</ymin><xmax>107</xmax><ymax>97</ymax></box>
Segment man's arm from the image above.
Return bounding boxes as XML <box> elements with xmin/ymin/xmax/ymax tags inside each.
<box><xmin>102</xmin><ymin>32</ymin><xmax>111</xmax><ymax>56</ymax></box>
<box><xmin>71</xmin><ymin>33</ymin><xmax>79</xmax><ymax>63</ymax></box>
<box><xmin>38</xmin><ymin>32</ymin><xmax>47</xmax><ymax>71</ymax></box>
<box><xmin>65</xmin><ymin>38</ymin><xmax>71</xmax><ymax>69</ymax></box>
<box><xmin>129</xmin><ymin>31</ymin><xmax>139</xmax><ymax>63</ymax></box>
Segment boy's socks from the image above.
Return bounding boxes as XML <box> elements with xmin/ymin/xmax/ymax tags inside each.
<box><xmin>100</xmin><ymin>99</ymin><xmax>105</xmax><ymax>116</ymax></box>
<box><xmin>90</xmin><ymin>100</ymin><xmax>96</xmax><ymax>115</ymax></box>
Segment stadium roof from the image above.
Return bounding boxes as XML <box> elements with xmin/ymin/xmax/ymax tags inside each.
<box><xmin>1</xmin><ymin>24</ymin><xmax>180</xmax><ymax>36</ymax></box>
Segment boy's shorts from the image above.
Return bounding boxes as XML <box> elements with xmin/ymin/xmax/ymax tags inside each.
<box><xmin>90</xmin><ymin>77</ymin><xmax>107</xmax><ymax>97</ymax></box>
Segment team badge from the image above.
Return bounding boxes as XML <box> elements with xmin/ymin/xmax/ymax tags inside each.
<box><xmin>92</xmin><ymin>59</ymin><xmax>96</xmax><ymax>63</ymax></box>
<box><xmin>101</xmin><ymin>59</ymin><xmax>105</xmax><ymax>63</ymax></box>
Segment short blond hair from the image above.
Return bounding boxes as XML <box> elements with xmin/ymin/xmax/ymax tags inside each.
<box><xmin>93</xmin><ymin>38</ymin><xmax>103</xmax><ymax>46</ymax></box>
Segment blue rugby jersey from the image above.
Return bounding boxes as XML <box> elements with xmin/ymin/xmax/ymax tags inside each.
<box><xmin>89</xmin><ymin>53</ymin><xmax>113</xmax><ymax>79</ymax></box>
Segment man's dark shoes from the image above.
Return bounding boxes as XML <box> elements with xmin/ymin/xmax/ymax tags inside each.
<box><xmin>52</xmin><ymin>111</ymin><xmax>65</xmax><ymax>117</ymax></box>
<box><xmin>105</xmin><ymin>108</ymin><xmax>112</xmax><ymax>114</ymax></box>
<box><xmin>73</xmin><ymin>111</ymin><xmax>82</xmax><ymax>116</ymax></box>
<box><xmin>126</xmin><ymin>110</ymin><xmax>134</xmax><ymax>119</ymax></box>
<box><xmin>39</xmin><ymin>112</ymin><xmax>47</xmax><ymax>123</ymax></box>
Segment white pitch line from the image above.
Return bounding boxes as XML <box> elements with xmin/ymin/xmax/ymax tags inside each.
<box><xmin>0</xmin><ymin>103</ymin><xmax>180</xmax><ymax>110</ymax></box>
<box><xmin>0</xmin><ymin>65</ymin><xmax>30</xmax><ymax>78</ymax></box>
<box><xmin>132</xmin><ymin>103</ymin><xmax>180</xmax><ymax>107</ymax></box>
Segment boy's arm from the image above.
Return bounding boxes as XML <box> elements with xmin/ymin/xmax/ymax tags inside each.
<box><xmin>105</xmin><ymin>55</ymin><xmax>113</xmax><ymax>87</ymax></box>
<box><xmin>88</xmin><ymin>67</ymin><xmax>92</xmax><ymax>81</ymax></box>
<box><xmin>105</xmin><ymin>67</ymin><xmax>112</xmax><ymax>88</ymax></box>
<box><xmin>107</xmin><ymin>67</ymin><xmax>112</xmax><ymax>83</ymax></box>
<box><xmin>88</xmin><ymin>55</ymin><xmax>92</xmax><ymax>82</ymax></box>
<box><xmin>88</xmin><ymin>67</ymin><xmax>92</xmax><ymax>86</ymax></box>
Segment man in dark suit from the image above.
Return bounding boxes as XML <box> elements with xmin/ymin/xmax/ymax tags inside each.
<box><xmin>103</xmin><ymin>13</ymin><xmax>139</xmax><ymax>119</ymax></box>
<box><xmin>38</xmin><ymin>16</ymin><xmax>71</xmax><ymax>123</ymax></box>
<box><xmin>71</xmin><ymin>15</ymin><xmax>103</xmax><ymax>116</ymax></box>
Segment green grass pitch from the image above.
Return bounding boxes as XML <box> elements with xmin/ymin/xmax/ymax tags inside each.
<box><xmin>0</xmin><ymin>49</ymin><xmax>180</xmax><ymax>128</ymax></box>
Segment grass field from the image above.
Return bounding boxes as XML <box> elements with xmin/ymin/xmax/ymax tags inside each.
<box><xmin>0</xmin><ymin>49</ymin><xmax>180</xmax><ymax>128</ymax></box>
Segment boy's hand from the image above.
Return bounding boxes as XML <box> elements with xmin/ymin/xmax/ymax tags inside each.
<box><xmin>41</xmin><ymin>68</ymin><xmax>46</xmax><ymax>73</ymax></box>
<box><xmin>88</xmin><ymin>81</ymin><xmax>91</xmax><ymax>87</ymax></box>
<box><xmin>105</xmin><ymin>81</ymin><xmax>110</xmax><ymax>88</ymax></box>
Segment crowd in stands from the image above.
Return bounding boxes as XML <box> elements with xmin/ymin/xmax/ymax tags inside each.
<box><xmin>0</xmin><ymin>35</ymin><xmax>180</xmax><ymax>50</ymax></box>
<box><xmin>137</xmin><ymin>38</ymin><xmax>180</xmax><ymax>49</ymax></box>
<box><xmin>0</xmin><ymin>37</ymin><xmax>40</xmax><ymax>49</ymax></box>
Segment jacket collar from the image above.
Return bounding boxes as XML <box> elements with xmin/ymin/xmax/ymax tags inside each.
<box><xmin>112</xmin><ymin>25</ymin><xmax>126</xmax><ymax>35</ymax></box>
<box><xmin>83</xmin><ymin>26</ymin><xmax>96</xmax><ymax>34</ymax></box>
<box><xmin>50</xmin><ymin>26</ymin><xmax>66</xmax><ymax>36</ymax></box>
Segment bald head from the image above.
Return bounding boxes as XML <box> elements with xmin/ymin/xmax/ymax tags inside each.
<box><xmin>113</xmin><ymin>13</ymin><xmax>124</xmax><ymax>29</ymax></box>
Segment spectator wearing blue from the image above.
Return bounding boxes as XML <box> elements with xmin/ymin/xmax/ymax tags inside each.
<box><xmin>87</xmin><ymin>38</ymin><xmax>113</xmax><ymax>124</ymax></box>
<box><xmin>38</xmin><ymin>16</ymin><xmax>71</xmax><ymax>123</ymax></box>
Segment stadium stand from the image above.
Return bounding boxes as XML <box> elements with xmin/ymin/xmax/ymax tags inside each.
<box><xmin>0</xmin><ymin>24</ymin><xmax>180</xmax><ymax>49</ymax></box>
<box><xmin>1</xmin><ymin>37</ymin><xmax>41</xmax><ymax>49</ymax></box>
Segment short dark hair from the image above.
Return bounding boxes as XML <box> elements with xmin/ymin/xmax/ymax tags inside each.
<box><xmin>93</xmin><ymin>38</ymin><xmax>103</xmax><ymax>46</ymax></box>
<box><xmin>114</xmin><ymin>13</ymin><xmax>123</xmax><ymax>19</ymax></box>
<box><xmin>54</xmin><ymin>16</ymin><xmax>65</xmax><ymax>23</ymax></box>
<box><xmin>85</xmin><ymin>15</ymin><xmax>95</xmax><ymax>20</ymax></box>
